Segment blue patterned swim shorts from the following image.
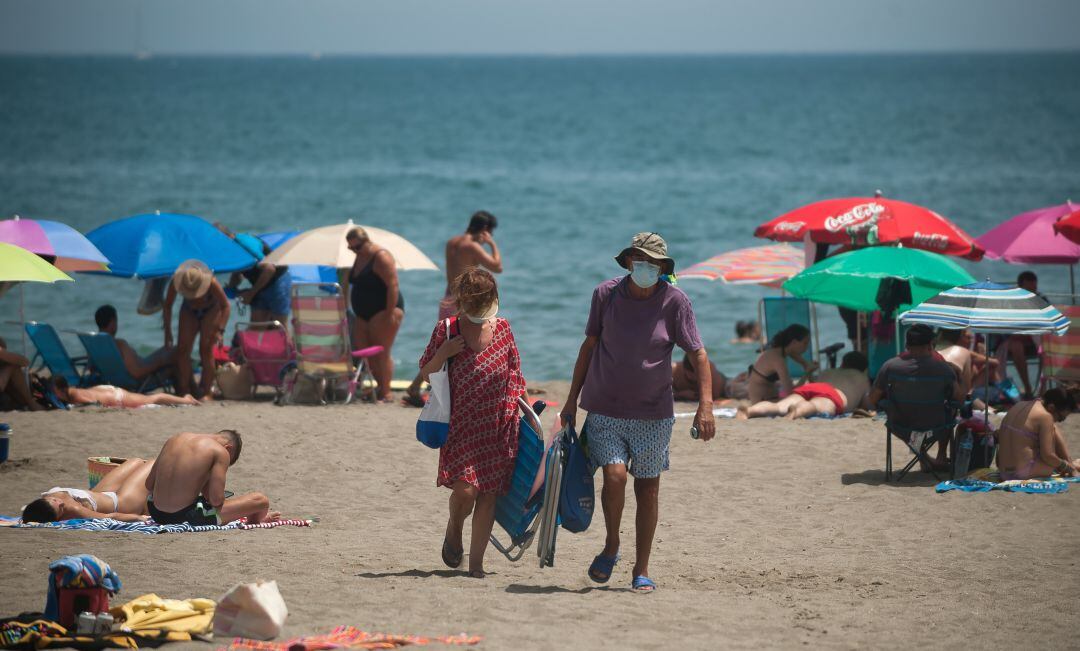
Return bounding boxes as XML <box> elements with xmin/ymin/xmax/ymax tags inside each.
<box><xmin>584</xmin><ymin>413</ymin><xmax>675</xmax><ymax>479</ymax></box>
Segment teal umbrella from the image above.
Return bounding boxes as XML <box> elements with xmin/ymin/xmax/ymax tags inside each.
<box><xmin>783</xmin><ymin>246</ymin><xmax>976</xmax><ymax>312</ymax></box>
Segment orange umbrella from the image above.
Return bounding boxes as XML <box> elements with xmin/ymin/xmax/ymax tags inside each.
<box><xmin>678</xmin><ymin>243</ymin><xmax>804</xmax><ymax>288</ymax></box>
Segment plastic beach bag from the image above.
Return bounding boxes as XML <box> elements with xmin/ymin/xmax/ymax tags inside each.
<box><xmin>416</xmin><ymin>318</ymin><xmax>456</xmax><ymax>449</ymax></box>
<box><xmin>559</xmin><ymin>425</ymin><xmax>595</xmax><ymax>533</ymax></box>
<box><xmin>214</xmin><ymin>580</ymin><xmax>288</xmax><ymax>641</ymax></box>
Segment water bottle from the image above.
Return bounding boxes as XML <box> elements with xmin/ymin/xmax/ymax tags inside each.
<box><xmin>0</xmin><ymin>423</ymin><xmax>10</xmax><ymax>463</ymax></box>
<box><xmin>954</xmin><ymin>429</ymin><xmax>973</xmax><ymax>479</ymax></box>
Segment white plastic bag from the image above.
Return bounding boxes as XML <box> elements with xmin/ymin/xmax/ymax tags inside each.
<box><xmin>213</xmin><ymin>580</ymin><xmax>288</xmax><ymax>640</ymax></box>
<box><xmin>416</xmin><ymin>318</ymin><xmax>453</xmax><ymax>448</ymax></box>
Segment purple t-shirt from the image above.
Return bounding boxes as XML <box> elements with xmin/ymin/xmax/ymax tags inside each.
<box><xmin>579</xmin><ymin>276</ymin><xmax>703</xmax><ymax>420</ymax></box>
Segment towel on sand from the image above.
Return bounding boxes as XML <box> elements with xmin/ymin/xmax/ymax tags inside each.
<box><xmin>112</xmin><ymin>594</ymin><xmax>215</xmax><ymax>635</ymax></box>
<box><xmin>219</xmin><ymin>625</ymin><xmax>481</xmax><ymax>651</ymax></box>
<box><xmin>935</xmin><ymin>467</ymin><xmax>1080</xmax><ymax>494</ymax></box>
<box><xmin>0</xmin><ymin>516</ymin><xmax>311</xmax><ymax>533</ymax></box>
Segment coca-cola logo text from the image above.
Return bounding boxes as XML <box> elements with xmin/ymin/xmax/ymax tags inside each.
<box><xmin>824</xmin><ymin>203</ymin><xmax>886</xmax><ymax>232</ymax></box>
<box><xmin>773</xmin><ymin>221</ymin><xmax>805</xmax><ymax>234</ymax></box>
<box><xmin>912</xmin><ymin>231</ymin><xmax>949</xmax><ymax>250</ymax></box>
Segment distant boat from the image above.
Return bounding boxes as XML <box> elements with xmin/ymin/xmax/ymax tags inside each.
<box><xmin>310</xmin><ymin>51</ymin><xmax>323</xmax><ymax>60</ymax></box>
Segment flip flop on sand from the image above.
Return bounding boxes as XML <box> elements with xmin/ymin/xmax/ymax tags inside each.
<box><xmin>442</xmin><ymin>538</ymin><xmax>463</xmax><ymax>569</ymax></box>
<box><xmin>588</xmin><ymin>552</ymin><xmax>619</xmax><ymax>583</ymax></box>
<box><xmin>632</xmin><ymin>575</ymin><xmax>657</xmax><ymax>593</ymax></box>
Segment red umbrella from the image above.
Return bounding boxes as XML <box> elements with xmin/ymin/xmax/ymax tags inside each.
<box><xmin>755</xmin><ymin>197</ymin><xmax>985</xmax><ymax>261</ymax></box>
<box><xmin>1053</xmin><ymin>209</ymin><xmax>1080</xmax><ymax>245</ymax></box>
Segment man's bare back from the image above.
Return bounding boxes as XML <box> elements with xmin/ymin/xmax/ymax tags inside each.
<box><xmin>817</xmin><ymin>368</ymin><xmax>870</xmax><ymax>412</ymax></box>
<box><xmin>146</xmin><ymin>432</ymin><xmax>234</xmax><ymax>512</ymax></box>
<box><xmin>445</xmin><ymin>231</ymin><xmax>501</xmax><ymax>290</ymax></box>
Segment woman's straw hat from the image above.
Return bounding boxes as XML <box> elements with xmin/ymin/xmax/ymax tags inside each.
<box><xmin>173</xmin><ymin>259</ymin><xmax>213</xmax><ymax>300</ymax></box>
<box><xmin>615</xmin><ymin>232</ymin><xmax>675</xmax><ymax>275</ymax></box>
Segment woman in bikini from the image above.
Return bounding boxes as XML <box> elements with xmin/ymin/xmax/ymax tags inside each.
<box><xmin>51</xmin><ymin>377</ymin><xmax>200</xmax><ymax>408</ymax></box>
<box><xmin>996</xmin><ymin>388</ymin><xmax>1080</xmax><ymax>480</ymax></box>
<box><xmin>162</xmin><ymin>260</ymin><xmax>230</xmax><ymax>399</ymax></box>
<box><xmin>344</xmin><ymin>227</ymin><xmax>404</xmax><ymax>402</ymax></box>
<box><xmin>21</xmin><ymin>458</ymin><xmax>155</xmax><ymax>523</ymax></box>
<box><xmin>745</xmin><ymin>324</ymin><xmax>817</xmax><ymax>404</ymax></box>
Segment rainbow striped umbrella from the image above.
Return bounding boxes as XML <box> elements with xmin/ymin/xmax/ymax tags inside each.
<box><xmin>678</xmin><ymin>243</ymin><xmax>804</xmax><ymax>287</ymax></box>
<box><xmin>0</xmin><ymin>216</ymin><xmax>110</xmax><ymax>272</ymax></box>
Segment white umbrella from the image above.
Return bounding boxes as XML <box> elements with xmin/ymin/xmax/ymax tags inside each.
<box><xmin>263</xmin><ymin>220</ymin><xmax>439</xmax><ymax>271</ymax></box>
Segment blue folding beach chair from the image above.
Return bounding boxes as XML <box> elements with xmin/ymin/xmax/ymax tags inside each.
<box><xmin>25</xmin><ymin>322</ymin><xmax>91</xmax><ymax>387</ymax></box>
<box><xmin>490</xmin><ymin>398</ymin><xmax>568</xmax><ymax>568</ymax></box>
<box><xmin>758</xmin><ymin>297</ymin><xmax>828</xmax><ymax>379</ymax></box>
<box><xmin>76</xmin><ymin>332</ymin><xmax>172</xmax><ymax>393</ymax></box>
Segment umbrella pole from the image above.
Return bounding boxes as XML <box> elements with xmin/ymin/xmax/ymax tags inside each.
<box><xmin>20</xmin><ymin>282</ymin><xmax>27</xmax><ymax>356</ymax></box>
<box><xmin>1071</xmin><ymin>264</ymin><xmax>1076</xmax><ymax>304</ymax></box>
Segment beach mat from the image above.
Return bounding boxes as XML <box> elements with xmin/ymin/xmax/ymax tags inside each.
<box><xmin>935</xmin><ymin>467</ymin><xmax>1080</xmax><ymax>494</ymax></box>
<box><xmin>217</xmin><ymin>625</ymin><xmax>480</xmax><ymax>650</ymax></box>
<box><xmin>0</xmin><ymin>516</ymin><xmax>311</xmax><ymax>533</ymax></box>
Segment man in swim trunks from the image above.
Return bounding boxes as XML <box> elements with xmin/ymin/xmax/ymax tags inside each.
<box><xmin>94</xmin><ymin>305</ymin><xmax>181</xmax><ymax>385</ymax></box>
<box><xmin>405</xmin><ymin>211</ymin><xmax>503</xmax><ymax>406</ymax></box>
<box><xmin>996</xmin><ymin>388</ymin><xmax>1080</xmax><ymax>480</ymax></box>
<box><xmin>738</xmin><ymin>352</ymin><xmax>870</xmax><ymax>419</ymax></box>
<box><xmin>145</xmin><ymin>430</ymin><xmax>278</xmax><ymax>525</ymax></box>
<box><xmin>21</xmin><ymin>458</ymin><xmax>154</xmax><ymax>523</ymax></box>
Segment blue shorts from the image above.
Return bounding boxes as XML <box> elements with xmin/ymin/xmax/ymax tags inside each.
<box><xmin>250</xmin><ymin>271</ymin><xmax>291</xmax><ymax>316</ymax></box>
<box><xmin>584</xmin><ymin>413</ymin><xmax>674</xmax><ymax>479</ymax></box>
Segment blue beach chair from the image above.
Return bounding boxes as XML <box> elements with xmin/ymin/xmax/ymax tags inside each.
<box><xmin>758</xmin><ymin>297</ymin><xmax>820</xmax><ymax>379</ymax></box>
<box><xmin>490</xmin><ymin>398</ymin><xmax>567</xmax><ymax>568</ymax></box>
<box><xmin>76</xmin><ymin>332</ymin><xmax>172</xmax><ymax>393</ymax></box>
<box><xmin>25</xmin><ymin>322</ymin><xmax>91</xmax><ymax>387</ymax></box>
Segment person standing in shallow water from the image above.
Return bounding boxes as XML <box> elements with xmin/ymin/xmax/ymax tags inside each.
<box><xmin>561</xmin><ymin>232</ymin><xmax>716</xmax><ymax>593</ymax></box>
<box><xmin>418</xmin><ymin>267</ymin><xmax>524</xmax><ymax>578</ymax></box>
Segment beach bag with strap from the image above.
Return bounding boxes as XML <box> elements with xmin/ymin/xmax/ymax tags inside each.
<box><xmin>213</xmin><ymin>580</ymin><xmax>288</xmax><ymax>641</ymax></box>
<box><xmin>416</xmin><ymin>317</ymin><xmax>457</xmax><ymax>449</ymax></box>
<box><xmin>558</xmin><ymin>425</ymin><xmax>595</xmax><ymax>533</ymax></box>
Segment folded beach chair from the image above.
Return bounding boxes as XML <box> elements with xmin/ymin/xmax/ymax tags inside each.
<box><xmin>24</xmin><ymin>322</ymin><xmax>91</xmax><ymax>387</ymax></box>
<box><xmin>758</xmin><ymin>297</ymin><xmax>837</xmax><ymax>379</ymax></box>
<box><xmin>490</xmin><ymin>398</ymin><xmax>567</xmax><ymax>568</ymax></box>
<box><xmin>1039</xmin><ymin>304</ymin><xmax>1080</xmax><ymax>392</ymax></box>
<box><xmin>284</xmin><ymin>283</ymin><xmax>381</xmax><ymax>405</ymax></box>
<box><xmin>879</xmin><ymin>373</ymin><xmax>960</xmax><ymax>482</ymax></box>
<box><xmin>76</xmin><ymin>332</ymin><xmax>172</xmax><ymax>394</ymax></box>
<box><xmin>234</xmin><ymin>320</ymin><xmax>295</xmax><ymax>399</ymax></box>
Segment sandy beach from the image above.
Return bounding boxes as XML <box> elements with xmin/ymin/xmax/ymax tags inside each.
<box><xmin>2</xmin><ymin>383</ymin><xmax>1079</xmax><ymax>649</ymax></box>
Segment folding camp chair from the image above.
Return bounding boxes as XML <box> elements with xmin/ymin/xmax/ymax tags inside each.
<box><xmin>76</xmin><ymin>332</ymin><xmax>172</xmax><ymax>393</ymax></box>
<box><xmin>234</xmin><ymin>321</ymin><xmax>295</xmax><ymax>399</ymax></box>
<box><xmin>490</xmin><ymin>398</ymin><xmax>567</xmax><ymax>568</ymax></box>
<box><xmin>880</xmin><ymin>374</ymin><xmax>960</xmax><ymax>482</ymax></box>
<box><xmin>1039</xmin><ymin>305</ymin><xmax>1080</xmax><ymax>392</ymax></box>
<box><xmin>285</xmin><ymin>282</ymin><xmax>381</xmax><ymax>405</ymax></box>
<box><xmin>24</xmin><ymin>322</ymin><xmax>91</xmax><ymax>386</ymax></box>
<box><xmin>758</xmin><ymin>297</ymin><xmax>843</xmax><ymax>378</ymax></box>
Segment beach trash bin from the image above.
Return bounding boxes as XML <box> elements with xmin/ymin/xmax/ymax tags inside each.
<box><xmin>87</xmin><ymin>457</ymin><xmax>126</xmax><ymax>488</ymax></box>
<box><xmin>45</xmin><ymin>555</ymin><xmax>121</xmax><ymax>628</ymax></box>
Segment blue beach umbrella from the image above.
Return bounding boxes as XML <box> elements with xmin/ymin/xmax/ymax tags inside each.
<box><xmin>86</xmin><ymin>213</ymin><xmax>260</xmax><ymax>278</ymax></box>
<box><xmin>899</xmin><ymin>281</ymin><xmax>1070</xmax><ymax>336</ymax></box>
<box><xmin>257</xmin><ymin>231</ymin><xmax>337</xmax><ymax>283</ymax></box>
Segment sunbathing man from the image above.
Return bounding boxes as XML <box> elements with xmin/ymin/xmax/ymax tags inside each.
<box><xmin>21</xmin><ymin>458</ymin><xmax>154</xmax><ymax>523</ymax></box>
<box><xmin>52</xmin><ymin>377</ymin><xmax>200</xmax><ymax>408</ymax></box>
<box><xmin>739</xmin><ymin>352</ymin><xmax>870</xmax><ymax>419</ymax></box>
<box><xmin>996</xmin><ymin>388</ymin><xmax>1080</xmax><ymax>480</ymax></box>
<box><xmin>145</xmin><ymin>430</ymin><xmax>279</xmax><ymax>525</ymax></box>
<box><xmin>672</xmin><ymin>350</ymin><xmax>728</xmax><ymax>401</ymax></box>
<box><xmin>94</xmin><ymin>305</ymin><xmax>182</xmax><ymax>385</ymax></box>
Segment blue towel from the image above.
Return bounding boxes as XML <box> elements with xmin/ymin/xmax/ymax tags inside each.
<box><xmin>935</xmin><ymin>477</ymin><xmax>1080</xmax><ymax>494</ymax></box>
<box><xmin>1</xmin><ymin>515</ymin><xmax>246</xmax><ymax>533</ymax></box>
<box><xmin>44</xmin><ymin>554</ymin><xmax>121</xmax><ymax>620</ymax></box>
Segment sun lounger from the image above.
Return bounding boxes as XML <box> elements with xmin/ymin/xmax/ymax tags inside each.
<box><xmin>24</xmin><ymin>322</ymin><xmax>91</xmax><ymax>387</ymax></box>
<box><xmin>76</xmin><ymin>332</ymin><xmax>172</xmax><ymax>393</ymax></box>
<box><xmin>1039</xmin><ymin>304</ymin><xmax>1080</xmax><ymax>391</ymax></box>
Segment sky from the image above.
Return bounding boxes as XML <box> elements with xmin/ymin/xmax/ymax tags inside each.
<box><xmin>1</xmin><ymin>0</ymin><xmax>1079</xmax><ymax>56</ymax></box>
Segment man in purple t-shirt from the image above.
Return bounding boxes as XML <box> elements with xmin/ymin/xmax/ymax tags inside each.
<box><xmin>561</xmin><ymin>232</ymin><xmax>716</xmax><ymax>593</ymax></box>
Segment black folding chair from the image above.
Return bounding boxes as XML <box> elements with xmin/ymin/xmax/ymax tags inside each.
<box><xmin>880</xmin><ymin>374</ymin><xmax>959</xmax><ymax>482</ymax></box>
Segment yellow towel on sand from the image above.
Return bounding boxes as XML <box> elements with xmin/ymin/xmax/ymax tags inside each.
<box><xmin>111</xmin><ymin>593</ymin><xmax>216</xmax><ymax>635</ymax></box>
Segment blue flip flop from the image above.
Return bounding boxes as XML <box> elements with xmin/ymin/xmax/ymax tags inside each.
<box><xmin>632</xmin><ymin>575</ymin><xmax>657</xmax><ymax>593</ymax></box>
<box><xmin>588</xmin><ymin>552</ymin><xmax>619</xmax><ymax>583</ymax></box>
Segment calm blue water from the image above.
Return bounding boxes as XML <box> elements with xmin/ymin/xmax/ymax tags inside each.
<box><xmin>2</xmin><ymin>55</ymin><xmax>1079</xmax><ymax>380</ymax></box>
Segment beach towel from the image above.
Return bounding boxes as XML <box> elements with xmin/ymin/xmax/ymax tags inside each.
<box><xmin>0</xmin><ymin>516</ymin><xmax>311</xmax><ymax>534</ymax></box>
<box><xmin>112</xmin><ymin>594</ymin><xmax>215</xmax><ymax>636</ymax></box>
<box><xmin>218</xmin><ymin>625</ymin><xmax>481</xmax><ymax>651</ymax></box>
<box><xmin>675</xmin><ymin>407</ymin><xmax>738</xmax><ymax>419</ymax></box>
<box><xmin>935</xmin><ymin>467</ymin><xmax>1080</xmax><ymax>494</ymax></box>
<box><xmin>1</xmin><ymin>616</ymin><xmax>203</xmax><ymax>650</ymax></box>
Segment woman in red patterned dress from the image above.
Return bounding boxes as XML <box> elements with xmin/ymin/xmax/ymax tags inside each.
<box><xmin>419</xmin><ymin>267</ymin><xmax>525</xmax><ymax>578</ymax></box>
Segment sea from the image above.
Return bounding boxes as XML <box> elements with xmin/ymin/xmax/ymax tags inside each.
<box><xmin>1</xmin><ymin>54</ymin><xmax>1079</xmax><ymax>381</ymax></box>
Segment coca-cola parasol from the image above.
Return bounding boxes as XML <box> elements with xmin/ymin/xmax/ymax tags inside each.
<box><xmin>754</xmin><ymin>197</ymin><xmax>984</xmax><ymax>261</ymax></box>
<box><xmin>1053</xmin><ymin>209</ymin><xmax>1080</xmax><ymax>246</ymax></box>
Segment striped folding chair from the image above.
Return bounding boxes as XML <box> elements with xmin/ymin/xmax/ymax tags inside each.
<box><xmin>1040</xmin><ymin>304</ymin><xmax>1080</xmax><ymax>391</ymax></box>
<box><xmin>285</xmin><ymin>283</ymin><xmax>381</xmax><ymax>405</ymax></box>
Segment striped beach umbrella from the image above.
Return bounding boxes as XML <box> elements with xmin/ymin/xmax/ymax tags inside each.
<box><xmin>899</xmin><ymin>281</ymin><xmax>1070</xmax><ymax>335</ymax></box>
<box><xmin>679</xmin><ymin>243</ymin><xmax>804</xmax><ymax>287</ymax></box>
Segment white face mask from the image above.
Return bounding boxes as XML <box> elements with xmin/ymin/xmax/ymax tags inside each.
<box><xmin>629</xmin><ymin>260</ymin><xmax>660</xmax><ymax>288</ymax></box>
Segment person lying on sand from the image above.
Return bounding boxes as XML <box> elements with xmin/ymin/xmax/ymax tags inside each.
<box><xmin>52</xmin><ymin>377</ymin><xmax>200</xmax><ymax>408</ymax></box>
<box><xmin>21</xmin><ymin>458</ymin><xmax>154</xmax><ymax>523</ymax></box>
<box><xmin>145</xmin><ymin>430</ymin><xmax>279</xmax><ymax>526</ymax></box>
<box><xmin>672</xmin><ymin>350</ymin><xmax>728</xmax><ymax>401</ymax></box>
<box><xmin>738</xmin><ymin>352</ymin><xmax>870</xmax><ymax>420</ymax></box>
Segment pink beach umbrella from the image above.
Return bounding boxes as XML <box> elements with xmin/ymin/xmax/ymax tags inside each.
<box><xmin>976</xmin><ymin>202</ymin><xmax>1080</xmax><ymax>295</ymax></box>
<box><xmin>0</xmin><ymin>215</ymin><xmax>111</xmax><ymax>272</ymax></box>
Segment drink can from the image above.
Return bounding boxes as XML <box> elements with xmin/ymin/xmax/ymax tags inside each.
<box><xmin>95</xmin><ymin>612</ymin><xmax>114</xmax><ymax>634</ymax></box>
<box><xmin>77</xmin><ymin>612</ymin><xmax>97</xmax><ymax>635</ymax></box>
<box><xmin>690</xmin><ymin>425</ymin><xmax>700</xmax><ymax>440</ymax></box>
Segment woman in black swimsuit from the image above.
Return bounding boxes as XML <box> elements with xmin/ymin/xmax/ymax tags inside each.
<box><xmin>746</xmin><ymin>324</ymin><xmax>815</xmax><ymax>404</ymax></box>
<box><xmin>163</xmin><ymin>260</ymin><xmax>231</xmax><ymax>399</ymax></box>
<box><xmin>345</xmin><ymin>227</ymin><xmax>404</xmax><ymax>402</ymax></box>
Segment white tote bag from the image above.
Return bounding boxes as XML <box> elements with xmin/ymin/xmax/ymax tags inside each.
<box><xmin>416</xmin><ymin>318</ymin><xmax>453</xmax><ymax>448</ymax></box>
<box><xmin>213</xmin><ymin>580</ymin><xmax>288</xmax><ymax>641</ymax></box>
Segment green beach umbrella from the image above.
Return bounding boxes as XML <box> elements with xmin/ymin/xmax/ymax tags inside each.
<box><xmin>0</xmin><ymin>241</ymin><xmax>73</xmax><ymax>283</ymax></box>
<box><xmin>782</xmin><ymin>246</ymin><xmax>976</xmax><ymax>312</ymax></box>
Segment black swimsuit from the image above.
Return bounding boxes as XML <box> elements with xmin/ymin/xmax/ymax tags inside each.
<box><xmin>350</xmin><ymin>252</ymin><xmax>405</xmax><ymax>320</ymax></box>
<box><xmin>748</xmin><ymin>364</ymin><xmax>780</xmax><ymax>383</ymax></box>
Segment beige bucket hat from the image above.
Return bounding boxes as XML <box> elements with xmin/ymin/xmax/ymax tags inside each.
<box><xmin>615</xmin><ymin>231</ymin><xmax>675</xmax><ymax>275</ymax></box>
<box><xmin>173</xmin><ymin>259</ymin><xmax>213</xmax><ymax>300</ymax></box>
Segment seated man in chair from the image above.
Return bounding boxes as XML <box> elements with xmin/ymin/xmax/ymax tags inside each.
<box><xmin>868</xmin><ymin>324</ymin><xmax>962</xmax><ymax>471</ymax></box>
<box><xmin>94</xmin><ymin>305</ymin><xmax>184</xmax><ymax>385</ymax></box>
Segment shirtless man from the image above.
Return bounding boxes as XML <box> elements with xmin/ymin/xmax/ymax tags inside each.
<box><xmin>936</xmin><ymin>328</ymin><xmax>974</xmax><ymax>396</ymax></box>
<box><xmin>21</xmin><ymin>458</ymin><xmax>154</xmax><ymax>523</ymax></box>
<box><xmin>672</xmin><ymin>350</ymin><xmax>728</xmax><ymax>401</ymax></box>
<box><xmin>405</xmin><ymin>211</ymin><xmax>503</xmax><ymax>405</ymax></box>
<box><xmin>996</xmin><ymin>388</ymin><xmax>1080</xmax><ymax>480</ymax></box>
<box><xmin>52</xmin><ymin>377</ymin><xmax>200</xmax><ymax>408</ymax></box>
<box><xmin>94</xmin><ymin>305</ymin><xmax>180</xmax><ymax>384</ymax></box>
<box><xmin>145</xmin><ymin>431</ymin><xmax>278</xmax><ymax>525</ymax></box>
<box><xmin>739</xmin><ymin>351</ymin><xmax>870</xmax><ymax>419</ymax></box>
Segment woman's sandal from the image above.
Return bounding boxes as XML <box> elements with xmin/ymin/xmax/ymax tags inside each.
<box><xmin>587</xmin><ymin>552</ymin><xmax>619</xmax><ymax>583</ymax></box>
<box><xmin>632</xmin><ymin>575</ymin><xmax>657</xmax><ymax>593</ymax></box>
<box><xmin>441</xmin><ymin>538</ymin><xmax>463</xmax><ymax>569</ymax></box>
